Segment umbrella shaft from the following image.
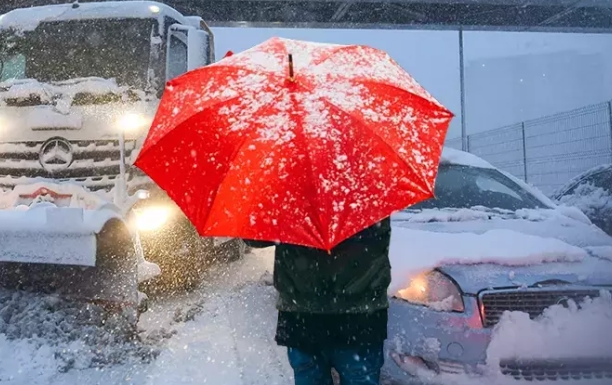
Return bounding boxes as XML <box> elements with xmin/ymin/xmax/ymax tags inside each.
<box><xmin>288</xmin><ymin>54</ymin><xmax>294</xmax><ymax>80</ymax></box>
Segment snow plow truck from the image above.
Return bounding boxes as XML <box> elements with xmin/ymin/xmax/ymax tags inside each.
<box><xmin>0</xmin><ymin>0</ymin><xmax>246</xmax><ymax>318</ymax></box>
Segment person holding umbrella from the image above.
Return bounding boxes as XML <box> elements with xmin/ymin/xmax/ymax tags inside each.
<box><xmin>244</xmin><ymin>217</ymin><xmax>391</xmax><ymax>385</ymax></box>
<box><xmin>135</xmin><ymin>37</ymin><xmax>453</xmax><ymax>385</ymax></box>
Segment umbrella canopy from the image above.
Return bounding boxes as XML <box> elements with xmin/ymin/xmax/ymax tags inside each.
<box><xmin>135</xmin><ymin>37</ymin><xmax>453</xmax><ymax>250</ymax></box>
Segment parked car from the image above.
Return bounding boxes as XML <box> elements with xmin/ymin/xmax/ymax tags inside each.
<box><xmin>551</xmin><ymin>164</ymin><xmax>612</xmax><ymax>237</ymax></box>
<box><xmin>383</xmin><ymin>148</ymin><xmax>612</xmax><ymax>385</ymax></box>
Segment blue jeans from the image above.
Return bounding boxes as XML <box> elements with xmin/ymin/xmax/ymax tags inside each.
<box><xmin>287</xmin><ymin>345</ymin><xmax>384</xmax><ymax>385</ymax></box>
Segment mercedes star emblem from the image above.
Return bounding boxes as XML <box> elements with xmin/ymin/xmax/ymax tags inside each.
<box><xmin>39</xmin><ymin>137</ymin><xmax>74</xmax><ymax>173</ymax></box>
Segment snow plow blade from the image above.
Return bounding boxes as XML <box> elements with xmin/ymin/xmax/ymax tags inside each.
<box><xmin>0</xmin><ymin>195</ymin><xmax>138</xmax><ymax>321</ymax></box>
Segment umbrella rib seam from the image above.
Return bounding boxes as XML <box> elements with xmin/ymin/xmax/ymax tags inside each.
<box><xmin>316</xmin><ymin>96</ymin><xmax>432</xmax><ymax>199</ymax></box>
<box><xmin>356</xmin><ymin>78</ymin><xmax>454</xmax><ymax>118</ymax></box>
<box><xmin>198</xmin><ymin>92</ymin><xmax>292</xmax><ymax>236</ymax></box>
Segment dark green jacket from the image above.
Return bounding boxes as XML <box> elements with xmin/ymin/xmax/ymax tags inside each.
<box><xmin>245</xmin><ymin>218</ymin><xmax>392</xmax><ymax>314</ymax></box>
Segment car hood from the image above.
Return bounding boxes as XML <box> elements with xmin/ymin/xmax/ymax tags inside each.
<box><xmin>389</xmin><ymin>207</ymin><xmax>612</xmax><ymax>294</ymax></box>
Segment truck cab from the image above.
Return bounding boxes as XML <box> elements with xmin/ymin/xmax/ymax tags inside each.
<box><xmin>0</xmin><ymin>1</ymin><xmax>243</xmax><ymax>294</ymax></box>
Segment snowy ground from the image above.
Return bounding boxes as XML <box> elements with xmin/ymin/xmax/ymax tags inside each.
<box><xmin>0</xmin><ymin>247</ymin><xmax>294</xmax><ymax>385</ymax></box>
<box><xmin>2</xmin><ymin>243</ymin><xmax>612</xmax><ymax>385</ymax></box>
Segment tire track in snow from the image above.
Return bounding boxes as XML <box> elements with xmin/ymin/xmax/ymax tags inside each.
<box><xmin>143</xmin><ymin>292</ymin><xmax>244</xmax><ymax>385</ymax></box>
<box><xmin>0</xmin><ymin>248</ymin><xmax>289</xmax><ymax>385</ymax></box>
<box><xmin>221</xmin><ymin>282</ymin><xmax>293</xmax><ymax>385</ymax></box>
<box><xmin>142</xmin><ymin>248</ymin><xmax>292</xmax><ymax>385</ymax></box>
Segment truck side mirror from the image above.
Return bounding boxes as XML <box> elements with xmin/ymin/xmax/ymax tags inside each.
<box><xmin>166</xmin><ymin>25</ymin><xmax>189</xmax><ymax>80</ymax></box>
<box><xmin>187</xmin><ymin>29</ymin><xmax>212</xmax><ymax>70</ymax></box>
<box><xmin>166</xmin><ymin>24</ymin><xmax>213</xmax><ymax>81</ymax></box>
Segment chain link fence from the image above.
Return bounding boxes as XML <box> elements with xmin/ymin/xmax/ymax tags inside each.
<box><xmin>445</xmin><ymin>100</ymin><xmax>612</xmax><ymax>196</ymax></box>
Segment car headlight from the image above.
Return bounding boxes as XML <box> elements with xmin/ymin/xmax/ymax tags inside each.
<box><xmin>133</xmin><ymin>206</ymin><xmax>171</xmax><ymax>231</ymax></box>
<box><xmin>395</xmin><ymin>270</ymin><xmax>464</xmax><ymax>312</ymax></box>
<box><xmin>116</xmin><ymin>112</ymin><xmax>150</xmax><ymax>132</ymax></box>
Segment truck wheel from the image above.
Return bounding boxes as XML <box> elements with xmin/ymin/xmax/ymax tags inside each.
<box><xmin>139</xmin><ymin>225</ymin><xmax>206</xmax><ymax>296</ymax></box>
<box><xmin>94</xmin><ymin>219</ymin><xmax>140</xmax><ymax>332</ymax></box>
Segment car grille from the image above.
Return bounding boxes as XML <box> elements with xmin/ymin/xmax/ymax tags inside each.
<box><xmin>437</xmin><ymin>360</ymin><xmax>465</xmax><ymax>375</ymax></box>
<box><xmin>500</xmin><ymin>358</ymin><xmax>612</xmax><ymax>381</ymax></box>
<box><xmin>0</xmin><ymin>139</ymin><xmax>150</xmax><ymax>193</ymax></box>
<box><xmin>479</xmin><ymin>288</ymin><xmax>603</xmax><ymax>328</ymax></box>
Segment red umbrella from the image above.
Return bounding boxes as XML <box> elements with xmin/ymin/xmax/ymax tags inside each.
<box><xmin>134</xmin><ymin>37</ymin><xmax>453</xmax><ymax>250</ymax></box>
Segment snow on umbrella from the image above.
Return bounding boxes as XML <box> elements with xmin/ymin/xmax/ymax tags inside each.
<box><xmin>134</xmin><ymin>37</ymin><xmax>454</xmax><ymax>250</ymax></box>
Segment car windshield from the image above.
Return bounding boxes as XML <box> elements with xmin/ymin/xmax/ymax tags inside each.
<box><xmin>407</xmin><ymin>163</ymin><xmax>545</xmax><ymax>211</ymax></box>
<box><xmin>0</xmin><ymin>18</ymin><xmax>153</xmax><ymax>89</ymax></box>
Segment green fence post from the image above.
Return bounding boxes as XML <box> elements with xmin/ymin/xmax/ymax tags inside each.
<box><xmin>521</xmin><ymin>122</ymin><xmax>528</xmax><ymax>183</ymax></box>
<box><xmin>608</xmin><ymin>100</ymin><xmax>612</xmax><ymax>164</ymax></box>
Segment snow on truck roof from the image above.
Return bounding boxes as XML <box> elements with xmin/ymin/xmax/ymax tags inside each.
<box><xmin>0</xmin><ymin>1</ymin><xmax>184</xmax><ymax>31</ymax></box>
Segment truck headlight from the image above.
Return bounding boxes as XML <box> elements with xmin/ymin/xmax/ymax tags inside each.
<box><xmin>133</xmin><ymin>206</ymin><xmax>171</xmax><ymax>231</ymax></box>
<box><xmin>395</xmin><ymin>270</ymin><xmax>464</xmax><ymax>312</ymax></box>
<box><xmin>117</xmin><ymin>113</ymin><xmax>149</xmax><ymax>132</ymax></box>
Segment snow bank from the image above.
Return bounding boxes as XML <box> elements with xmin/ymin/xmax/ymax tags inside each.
<box><xmin>388</xmin><ymin>227</ymin><xmax>587</xmax><ymax>294</ymax></box>
<box><xmin>0</xmin><ymin>290</ymin><xmax>161</xmax><ymax>381</ymax></box>
<box><xmin>486</xmin><ymin>290</ymin><xmax>612</xmax><ymax>362</ymax></box>
<box><xmin>0</xmin><ymin>248</ymin><xmax>279</xmax><ymax>385</ymax></box>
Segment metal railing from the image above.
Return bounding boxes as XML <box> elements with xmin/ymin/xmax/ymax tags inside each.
<box><xmin>445</xmin><ymin>100</ymin><xmax>612</xmax><ymax>196</ymax></box>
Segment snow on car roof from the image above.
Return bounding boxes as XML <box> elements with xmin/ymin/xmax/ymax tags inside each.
<box><xmin>0</xmin><ymin>1</ymin><xmax>183</xmax><ymax>32</ymax></box>
<box><xmin>439</xmin><ymin>147</ymin><xmax>495</xmax><ymax>169</ymax></box>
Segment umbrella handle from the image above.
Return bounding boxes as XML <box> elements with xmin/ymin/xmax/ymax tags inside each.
<box><xmin>288</xmin><ymin>54</ymin><xmax>294</xmax><ymax>81</ymax></box>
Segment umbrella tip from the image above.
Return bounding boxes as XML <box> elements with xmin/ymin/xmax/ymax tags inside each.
<box><xmin>288</xmin><ymin>53</ymin><xmax>295</xmax><ymax>82</ymax></box>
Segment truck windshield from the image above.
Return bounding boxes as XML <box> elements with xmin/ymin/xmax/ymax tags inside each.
<box><xmin>0</xmin><ymin>18</ymin><xmax>153</xmax><ymax>89</ymax></box>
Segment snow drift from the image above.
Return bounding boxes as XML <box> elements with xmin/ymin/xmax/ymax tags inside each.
<box><xmin>487</xmin><ymin>289</ymin><xmax>612</xmax><ymax>363</ymax></box>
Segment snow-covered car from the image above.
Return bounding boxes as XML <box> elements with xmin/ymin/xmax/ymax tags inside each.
<box><xmin>382</xmin><ymin>148</ymin><xmax>612</xmax><ymax>385</ymax></box>
<box><xmin>551</xmin><ymin>164</ymin><xmax>612</xmax><ymax>237</ymax></box>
